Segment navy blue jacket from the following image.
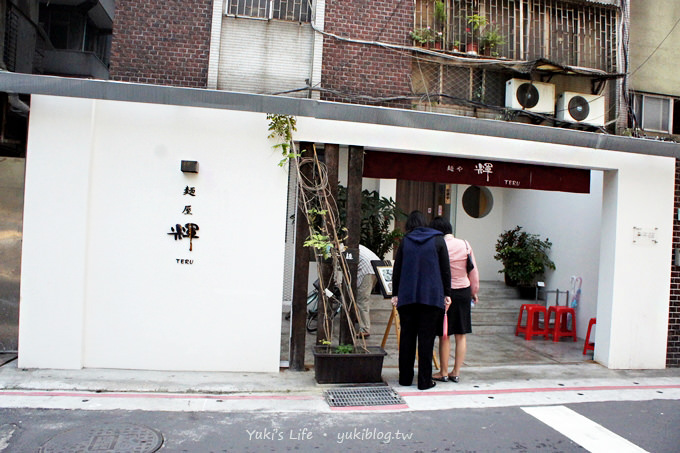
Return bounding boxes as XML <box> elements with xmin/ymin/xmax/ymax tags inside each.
<box><xmin>392</xmin><ymin>227</ymin><xmax>452</xmax><ymax>310</ymax></box>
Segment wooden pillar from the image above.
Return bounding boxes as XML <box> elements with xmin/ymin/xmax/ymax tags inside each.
<box><xmin>289</xmin><ymin>142</ymin><xmax>314</xmax><ymax>371</ymax></box>
<box><xmin>341</xmin><ymin>145</ymin><xmax>364</xmax><ymax>344</ymax></box>
<box><xmin>317</xmin><ymin>144</ymin><xmax>339</xmax><ymax>344</ymax></box>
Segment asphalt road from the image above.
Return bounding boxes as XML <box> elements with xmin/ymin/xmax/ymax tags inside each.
<box><xmin>2</xmin><ymin>399</ymin><xmax>678</xmax><ymax>452</ymax></box>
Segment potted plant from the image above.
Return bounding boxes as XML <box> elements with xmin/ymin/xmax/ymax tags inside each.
<box><xmin>313</xmin><ymin>341</ymin><xmax>387</xmax><ymax>384</ymax></box>
<box><xmin>494</xmin><ymin>226</ymin><xmax>556</xmax><ymax>298</ymax></box>
<box><xmin>481</xmin><ymin>25</ymin><xmax>505</xmax><ymax>56</ymax></box>
<box><xmin>337</xmin><ymin>186</ymin><xmax>404</xmax><ymax>260</ymax></box>
<box><xmin>465</xmin><ymin>14</ymin><xmax>487</xmax><ymax>54</ymax></box>
<box><xmin>409</xmin><ymin>27</ymin><xmax>436</xmax><ymax>47</ymax></box>
<box><xmin>268</xmin><ymin>115</ymin><xmax>388</xmax><ymax>384</ymax></box>
<box><xmin>452</xmin><ymin>40</ymin><xmax>461</xmax><ymax>52</ymax></box>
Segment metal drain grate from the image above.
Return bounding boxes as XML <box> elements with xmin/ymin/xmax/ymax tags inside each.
<box><xmin>324</xmin><ymin>386</ymin><xmax>406</xmax><ymax>408</ymax></box>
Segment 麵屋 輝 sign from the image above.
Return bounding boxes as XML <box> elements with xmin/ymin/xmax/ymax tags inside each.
<box><xmin>363</xmin><ymin>151</ymin><xmax>590</xmax><ymax>193</ymax></box>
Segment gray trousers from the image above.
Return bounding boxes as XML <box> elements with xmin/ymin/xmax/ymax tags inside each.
<box><xmin>357</xmin><ymin>274</ymin><xmax>377</xmax><ymax>333</ymax></box>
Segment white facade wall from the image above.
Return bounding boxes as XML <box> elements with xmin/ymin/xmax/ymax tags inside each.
<box><xmin>19</xmin><ymin>96</ymin><xmax>675</xmax><ymax>371</ymax></box>
<box><xmin>19</xmin><ymin>95</ymin><xmax>289</xmax><ymax>372</ymax></box>
<box><xmin>500</xmin><ymin>173</ymin><xmax>604</xmax><ymax>339</ymax></box>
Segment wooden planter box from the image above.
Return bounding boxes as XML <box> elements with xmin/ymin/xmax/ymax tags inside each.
<box><xmin>313</xmin><ymin>346</ymin><xmax>387</xmax><ymax>384</ymax></box>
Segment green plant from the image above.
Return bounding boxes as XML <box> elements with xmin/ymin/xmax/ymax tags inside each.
<box><xmin>494</xmin><ymin>226</ymin><xmax>556</xmax><ymax>286</ymax></box>
<box><xmin>481</xmin><ymin>25</ymin><xmax>505</xmax><ymax>54</ymax></box>
<box><xmin>409</xmin><ymin>27</ymin><xmax>436</xmax><ymax>44</ymax></box>
<box><xmin>334</xmin><ymin>344</ymin><xmax>354</xmax><ymax>354</ymax></box>
<box><xmin>434</xmin><ymin>0</ymin><xmax>447</xmax><ymax>30</ymax></box>
<box><xmin>337</xmin><ymin>186</ymin><xmax>405</xmax><ymax>259</ymax></box>
<box><xmin>466</xmin><ymin>14</ymin><xmax>488</xmax><ymax>33</ymax></box>
<box><xmin>267</xmin><ymin>114</ymin><xmax>300</xmax><ymax>166</ymax></box>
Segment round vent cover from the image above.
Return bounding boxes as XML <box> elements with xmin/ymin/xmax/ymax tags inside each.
<box><xmin>568</xmin><ymin>95</ymin><xmax>590</xmax><ymax>121</ymax></box>
<box><xmin>516</xmin><ymin>83</ymin><xmax>540</xmax><ymax>109</ymax></box>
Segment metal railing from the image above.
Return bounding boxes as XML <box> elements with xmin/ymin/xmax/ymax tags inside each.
<box><xmin>226</xmin><ymin>0</ymin><xmax>311</xmax><ymax>22</ymax></box>
<box><xmin>413</xmin><ymin>0</ymin><xmax>618</xmax><ymax>72</ymax></box>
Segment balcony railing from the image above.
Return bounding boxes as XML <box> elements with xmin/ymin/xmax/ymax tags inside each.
<box><xmin>413</xmin><ymin>0</ymin><xmax>619</xmax><ymax>73</ymax></box>
<box><xmin>226</xmin><ymin>0</ymin><xmax>311</xmax><ymax>22</ymax></box>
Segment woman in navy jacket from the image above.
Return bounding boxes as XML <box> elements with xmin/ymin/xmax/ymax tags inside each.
<box><xmin>391</xmin><ymin>211</ymin><xmax>452</xmax><ymax>390</ymax></box>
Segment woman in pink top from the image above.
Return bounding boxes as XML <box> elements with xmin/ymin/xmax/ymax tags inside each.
<box><xmin>430</xmin><ymin>217</ymin><xmax>479</xmax><ymax>383</ymax></box>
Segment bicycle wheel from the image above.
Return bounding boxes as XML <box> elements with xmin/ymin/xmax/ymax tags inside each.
<box><xmin>306</xmin><ymin>312</ymin><xmax>318</xmax><ymax>333</ymax></box>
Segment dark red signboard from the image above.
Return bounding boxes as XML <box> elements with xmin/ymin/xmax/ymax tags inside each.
<box><xmin>363</xmin><ymin>151</ymin><xmax>590</xmax><ymax>193</ymax></box>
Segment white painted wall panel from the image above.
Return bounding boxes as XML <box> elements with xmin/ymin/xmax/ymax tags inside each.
<box><xmin>217</xmin><ymin>18</ymin><xmax>314</xmax><ymax>96</ymax></box>
<box><xmin>18</xmin><ymin>96</ymin><xmax>95</xmax><ymax>369</ymax></box>
<box><xmin>20</xmin><ymin>96</ymin><xmax>288</xmax><ymax>372</ymax></box>
<box><xmin>19</xmin><ymin>96</ymin><xmax>675</xmax><ymax>371</ymax></box>
<box><xmin>502</xmin><ymin>171</ymin><xmax>604</xmax><ymax>339</ymax></box>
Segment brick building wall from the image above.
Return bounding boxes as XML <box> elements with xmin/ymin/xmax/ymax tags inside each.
<box><xmin>669</xmin><ymin>158</ymin><xmax>680</xmax><ymax>367</ymax></box>
<box><xmin>109</xmin><ymin>1</ymin><xmax>212</xmax><ymax>87</ymax></box>
<box><xmin>322</xmin><ymin>0</ymin><xmax>413</xmax><ymax>107</ymax></box>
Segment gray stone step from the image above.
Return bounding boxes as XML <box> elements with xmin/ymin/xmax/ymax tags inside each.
<box><xmin>309</xmin><ymin>281</ymin><xmax>531</xmax><ymax>336</ymax></box>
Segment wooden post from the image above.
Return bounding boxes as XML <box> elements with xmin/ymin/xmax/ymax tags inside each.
<box><xmin>341</xmin><ymin>145</ymin><xmax>363</xmax><ymax>344</ymax></box>
<box><xmin>317</xmin><ymin>144</ymin><xmax>339</xmax><ymax>344</ymax></box>
<box><xmin>289</xmin><ymin>142</ymin><xmax>314</xmax><ymax>371</ymax></box>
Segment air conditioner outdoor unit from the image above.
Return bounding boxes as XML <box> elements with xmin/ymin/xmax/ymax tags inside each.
<box><xmin>505</xmin><ymin>78</ymin><xmax>555</xmax><ymax>114</ymax></box>
<box><xmin>556</xmin><ymin>92</ymin><xmax>605</xmax><ymax>126</ymax></box>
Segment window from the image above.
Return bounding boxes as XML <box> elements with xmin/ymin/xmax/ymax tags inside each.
<box><xmin>226</xmin><ymin>0</ymin><xmax>311</xmax><ymax>22</ymax></box>
<box><xmin>462</xmin><ymin>186</ymin><xmax>493</xmax><ymax>219</ymax></box>
<box><xmin>633</xmin><ymin>93</ymin><xmax>676</xmax><ymax>134</ymax></box>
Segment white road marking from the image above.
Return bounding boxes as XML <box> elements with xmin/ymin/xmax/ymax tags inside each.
<box><xmin>522</xmin><ymin>405</ymin><xmax>648</xmax><ymax>453</ymax></box>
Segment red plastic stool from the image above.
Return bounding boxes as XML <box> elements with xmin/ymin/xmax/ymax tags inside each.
<box><xmin>545</xmin><ymin>306</ymin><xmax>577</xmax><ymax>342</ymax></box>
<box><xmin>515</xmin><ymin>304</ymin><xmax>548</xmax><ymax>340</ymax></box>
<box><xmin>583</xmin><ymin>317</ymin><xmax>596</xmax><ymax>354</ymax></box>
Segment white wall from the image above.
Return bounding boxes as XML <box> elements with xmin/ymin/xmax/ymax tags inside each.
<box><xmin>217</xmin><ymin>18</ymin><xmax>315</xmax><ymax>96</ymax></box>
<box><xmin>19</xmin><ymin>96</ymin><xmax>289</xmax><ymax>372</ymax></box>
<box><xmin>20</xmin><ymin>97</ymin><xmax>675</xmax><ymax>370</ymax></box>
<box><xmin>502</xmin><ymin>171</ymin><xmax>604</xmax><ymax>339</ymax></box>
<box><xmin>454</xmin><ymin>186</ymin><xmax>505</xmax><ymax>281</ymax></box>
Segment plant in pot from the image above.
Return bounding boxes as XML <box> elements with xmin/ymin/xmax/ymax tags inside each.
<box><xmin>465</xmin><ymin>14</ymin><xmax>487</xmax><ymax>54</ymax></box>
<box><xmin>409</xmin><ymin>27</ymin><xmax>436</xmax><ymax>47</ymax></box>
<box><xmin>268</xmin><ymin>115</ymin><xmax>387</xmax><ymax>384</ymax></box>
<box><xmin>481</xmin><ymin>25</ymin><xmax>505</xmax><ymax>57</ymax></box>
<box><xmin>494</xmin><ymin>226</ymin><xmax>556</xmax><ymax>298</ymax></box>
<box><xmin>433</xmin><ymin>0</ymin><xmax>447</xmax><ymax>48</ymax></box>
<box><xmin>337</xmin><ymin>186</ymin><xmax>404</xmax><ymax>260</ymax></box>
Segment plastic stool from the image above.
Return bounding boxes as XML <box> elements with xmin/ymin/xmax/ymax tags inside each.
<box><xmin>545</xmin><ymin>306</ymin><xmax>577</xmax><ymax>342</ymax></box>
<box><xmin>583</xmin><ymin>317</ymin><xmax>596</xmax><ymax>354</ymax></box>
<box><xmin>515</xmin><ymin>304</ymin><xmax>548</xmax><ymax>340</ymax></box>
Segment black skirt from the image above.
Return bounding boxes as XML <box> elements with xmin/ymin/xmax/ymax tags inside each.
<box><xmin>436</xmin><ymin>286</ymin><xmax>472</xmax><ymax>336</ymax></box>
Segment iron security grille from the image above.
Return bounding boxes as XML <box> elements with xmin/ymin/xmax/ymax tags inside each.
<box><xmin>413</xmin><ymin>0</ymin><xmax>618</xmax><ymax>72</ymax></box>
<box><xmin>226</xmin><ymin>0</ymin><xmax>311</xmax><ymax>22</ymax></box>
<box><xmin>324</xmin><ymin>386</ymin><xmax>406</xmax><ymax>408</ymax></box>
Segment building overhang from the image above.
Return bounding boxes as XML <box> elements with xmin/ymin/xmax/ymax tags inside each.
<box><xmin>1</xmin><ymin>71</ymin><xmax>678</xmax><ymax>158</ymax></box>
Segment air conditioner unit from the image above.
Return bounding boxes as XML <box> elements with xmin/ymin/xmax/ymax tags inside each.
<box><xmin>556</xmin><ymin>92</ymin><xmax>605</xmax><ymax>126</ymax></box>
<box><xmin>505</xmin><ymin>78</ymin><xmax>555</xmax><ymax>114</ymax></box>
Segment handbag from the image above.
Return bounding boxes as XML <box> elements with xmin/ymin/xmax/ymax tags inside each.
<box><xmin>465</xmin><ymin>240</ymin><xmax>474</xmax><ymax>273</ymax></box>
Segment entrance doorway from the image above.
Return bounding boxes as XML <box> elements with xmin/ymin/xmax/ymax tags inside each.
<box><xmin>395</xmin><ymin>180</ymin><xmax>452</xmax><ymax>231</ymax></box>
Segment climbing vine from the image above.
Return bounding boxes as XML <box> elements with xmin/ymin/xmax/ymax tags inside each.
<box><xmin>267</xmin><ymin>114</ymin><xmax>300</xmax><ymax>166</ymax></box>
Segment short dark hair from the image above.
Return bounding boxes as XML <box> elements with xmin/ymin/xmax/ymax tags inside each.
<box><xmin>430</xmin><ymin>216</ymin><xmax>453</xmax><ymax>235</ymax></box>
<box><xmin>405</xmin><ymin>210</ymin><xmax>427</xmax><ymax>232</ymax></box>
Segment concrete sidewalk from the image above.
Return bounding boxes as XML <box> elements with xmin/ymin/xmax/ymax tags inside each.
<box><xmin>1</xmin><ymin>332</ymin><xmax>680</xmax><ymax>414</ymax></box>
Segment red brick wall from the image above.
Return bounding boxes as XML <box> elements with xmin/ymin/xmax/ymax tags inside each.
<box><xmin>109</xmin><ymin>1</ymin><xmax>212</xmax><ymax>87</ymax></box>
<box><xmin>669</xmin><ymin>158</ymin><xmax>680</xmax><ymax>367</ymax></box>
<box><xmin>322</xmin><ymin>0</ymin><xmax>413</xmax><ymax>107</ymax></box>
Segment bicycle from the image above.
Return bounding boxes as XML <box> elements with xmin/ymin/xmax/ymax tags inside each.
<box><xmin>305</xmin><ymin>279</ymin><xmax>342</xmax><ymax>333</ymax></box>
